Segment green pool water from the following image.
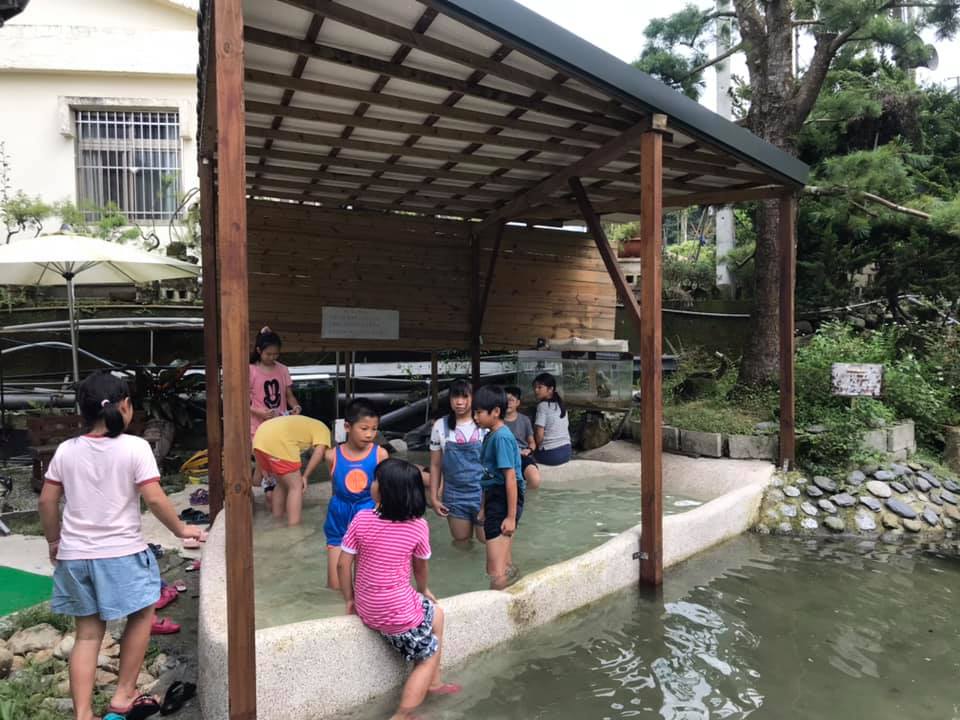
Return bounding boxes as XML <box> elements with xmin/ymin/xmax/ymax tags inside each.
<box><xmin>343</xmin><ymin>533</ymin><xmax>960</xmax><ymax>719</ymax></box>
<box><xmin>252</xmin><ymin>476</ymin><xmax>702</xmax><ymax>629</ymax></box>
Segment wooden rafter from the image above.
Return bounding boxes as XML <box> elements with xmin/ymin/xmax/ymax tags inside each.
<box><xmin>243</xmin><ymin>26</ymin><xmax>628</xmax><ymax>131</ymax></box>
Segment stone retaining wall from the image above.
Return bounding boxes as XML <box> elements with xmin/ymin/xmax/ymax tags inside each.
<box><xmin>198</xmin><ymin>457</ymin><xmax>774</xmax><ymax>720</ymax></box>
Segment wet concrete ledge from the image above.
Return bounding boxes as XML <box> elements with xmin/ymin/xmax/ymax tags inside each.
<box><xmin>199</xmin><ymin>456</ymin><xmax>773</xmax><ymax>720</ymax></box>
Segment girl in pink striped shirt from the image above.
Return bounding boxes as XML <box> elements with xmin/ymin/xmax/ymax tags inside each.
<box><xmin>338</xmin><ymin>458</ymin><xmax>461</xmax><ymax>719</ymax></box>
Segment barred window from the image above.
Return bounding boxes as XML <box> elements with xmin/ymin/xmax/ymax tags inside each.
<box><xmin>74</xmin><ymin>110</ymin><xmax>182</xmax><ymax>221</ymax></box>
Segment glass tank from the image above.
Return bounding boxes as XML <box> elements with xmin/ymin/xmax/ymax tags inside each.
<box><xmin>516</xmin><ymin>350</ymin><xmax>634</xmax><ymax>408</ymax></box>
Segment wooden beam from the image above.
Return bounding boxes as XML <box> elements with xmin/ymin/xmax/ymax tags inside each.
<box><xmin>470</xmin><ymin>230</ymin><xmax>481</xmax><ymax>388</ymax></box>
<box><xmin>476</xmin><ymin>115</ymin><xmax>664</xmax><ymax>231</ymax></box>
<box><xmin>243</xmin><ymin>26</ymin><xmax>627</xmax><ymax>130</ymax></box>
<box><xmin>245</xmin><ymin>99</ymin><xmax>594</xmax><ymax>158</ymax></box>
<box><xmin>245</xmin><ymin>124</ymin><xmax>642</xmax><ymax>182</ymax></box>
<box><xmin>478</xmin><ymin>223</ymin><xmax>506</xmax><ymax>328</ymax></box>
<box><xmin>778</xmin><ymin>193</ymin><xmax>797</xmax><ymax>468</ymax></box>
<box><xmin>245</xmin><ymin>69</ymin><xmax>619</xmax><ymax>146</ymax></box>
<box><xmin>278</xmin><ymin>0</ymin><xmax>640</xmax><ymax>123</ymax></box>
<box><xmin>636</xmin><ymin>123</ymin><xmax>665</xmax><ymax>587</ymax></box>
<box><xmin>568</xmin><ymin>178</ymin><xmax>643</xmax><ymax>335</ymax></box>
<box><xmin>199</xmin><ymin>155</ymin><xmax>223</xmax><ymax>520</ymax></box>
<box><xmin>214</xmin><ymin>0</ymin><xmax>256</xmax><ymax>717</ymax></box>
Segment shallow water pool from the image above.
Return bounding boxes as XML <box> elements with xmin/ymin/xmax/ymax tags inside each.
<box><xmin>343</xmin><ymin>533</ymin><xmax>960</xmax><ymax>719</ymax></box>
<box><xmin>252</xmin><ymin>476</ymin><xmax>701</xmax><ymax>628</ymax></box>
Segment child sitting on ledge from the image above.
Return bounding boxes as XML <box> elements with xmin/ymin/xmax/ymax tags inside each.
<box><xmin>339</xmin><ymin>458</ymin><xmax>461</xmax><ymax>719</ymax></box>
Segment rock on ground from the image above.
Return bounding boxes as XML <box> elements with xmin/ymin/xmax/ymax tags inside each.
<box><xmin>6</xmin><ymin>624</ymin><xmax>62</xmax><ymax>655</ymax></box>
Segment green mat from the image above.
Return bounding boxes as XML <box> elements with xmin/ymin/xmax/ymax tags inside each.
<box><xmin>0</xmin><ymin>566</ymin><xmax>53</xmax><ymax>617</ymax></box>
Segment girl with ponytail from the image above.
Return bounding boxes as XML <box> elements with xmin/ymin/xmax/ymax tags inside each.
<box><xmin>39</xmin><ymin>371</ymin><xmax>203</xmax><ymax>719</ymax></box>
<box><xmin>531</xmin><ymin>373</ymin><xmax>572</xmax><ymax>466</ymax></box>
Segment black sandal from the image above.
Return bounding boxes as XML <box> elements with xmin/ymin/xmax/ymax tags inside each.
<box><xmin>160</xmin><ymin>681</ymin><xmax>197</xmax><ymax>716</ymax></box>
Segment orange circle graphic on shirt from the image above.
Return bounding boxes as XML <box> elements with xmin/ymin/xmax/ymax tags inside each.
<box><xmin>345</xmin><ymin>469</ymin><xmax>369</xmax><ymax>494</ymax></box>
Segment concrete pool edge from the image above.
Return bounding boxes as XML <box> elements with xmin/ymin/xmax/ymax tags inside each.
<box><xmin>199</xmin><ymin>458</ymin><xmax>773</xmax><ymax>720</ymax></box>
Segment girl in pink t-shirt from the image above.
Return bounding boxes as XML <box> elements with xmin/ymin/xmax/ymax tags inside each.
<box><xmin>339</xmin><ymin>459</ymin><xmax>461</xmax><ymax>719</ymax></box>
<box><xmin>39</xmin><ymin>371</ymin><xmax>203</xmax><ymax>720</ymax></box>
<box><xmin>249</xmin><ymin>327</ymin><xmax>300</xmax><ymax>502</ymax></box>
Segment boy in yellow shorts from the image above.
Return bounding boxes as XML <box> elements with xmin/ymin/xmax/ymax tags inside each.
<box><xmin>253</xmin><ymin>415</ymin><xmax>331</xmax><ymax>526</ymax></box>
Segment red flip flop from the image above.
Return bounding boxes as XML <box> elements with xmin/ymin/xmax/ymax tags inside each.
<box><xmin>172</xmin><ymin>580</ymin><xmax>188</xmax><ymax>592</ymax></box>
<box><xmin>150</xmin><ymin>617</ymin><xmax>181</xmax><ymax>635</ymax></box>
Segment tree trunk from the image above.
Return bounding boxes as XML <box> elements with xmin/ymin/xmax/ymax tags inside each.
<box><xmin>736</xmin><ymin>0</ymin><xmax>799</xmax><ymax>386</ymax></box>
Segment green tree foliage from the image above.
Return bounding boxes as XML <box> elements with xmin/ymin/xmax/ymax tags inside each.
<box><xmin>1</xmin><ymin>191</ymin><xmax>53</xmax><ymax>243</ymax></box>
<box><xmin>633</xmin><ymin>4</ymin><xmax>719</xmax><ymax>99</ymax></box>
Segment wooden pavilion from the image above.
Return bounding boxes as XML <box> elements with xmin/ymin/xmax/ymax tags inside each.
<box><xmin>196</xmin><ymin>0</ymin><xmax>809</xmax><ymax>717</ymax></box>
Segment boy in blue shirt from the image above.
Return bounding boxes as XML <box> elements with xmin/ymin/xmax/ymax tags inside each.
<box><xmin>473</xmin><ymin>385</ymin><xmax>524</xmax><ymax>590</ymax></box>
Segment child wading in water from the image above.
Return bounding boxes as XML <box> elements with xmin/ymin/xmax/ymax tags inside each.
<box><xmin>38</xmin><ymin>372</ymin><xmax>203</xmax><ymax>720</ymax></box>
<box><xmin>324</xmin><ymin>398</ymin><xmax>388</xmax><ymax>589</ymax></box>
<box><xmin>532</xmin><ymin>372</ymin><xmax>572</xmax><ymax>466</ymax></box>
<box><xmin>339</xmin><ymin>458</ymin><xmax>461</xmax><ymax>719</ymax></box>
<box><xmin>428</xmin><ymin>378</ymin><xmax>485</xmax><ymax>544</ymax></box>
<box><xmin>474</xmin><ymin>385</ymin><xmax>524</xmax><ymax>590</ymax></box>
<box><xmin>504</xmin><ymin>385</ymin><xmax>542</xmax><ymax>490</ymax></box>
<box><xmin>252</xmin><ymin>415</ymin><xmax>330</xmax><ymax>526</ymax></box>
<box><xmin>249</xmin><ymin>327</ymin><xmax>300</xmax><ymax>506</ymax></box>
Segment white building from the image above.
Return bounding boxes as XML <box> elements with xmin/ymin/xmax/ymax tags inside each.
<box><xmin>0</xmin><ymin>0</ymin><xmax>199</xmax><ymax>244</ymax></box>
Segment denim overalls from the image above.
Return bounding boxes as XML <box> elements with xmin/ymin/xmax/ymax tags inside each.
<box><xmin>441</xmin><ymin>426</ymin><xmax>484</xmax><ymax>521</ymax></box>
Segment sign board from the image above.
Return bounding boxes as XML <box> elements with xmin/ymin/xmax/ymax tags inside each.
<box><xmin>321</xmin><ymin>306</ymin><xmax>400</xmax><ymax>340</ymax></box>
<box><xmin>831</xmin><ymin>363</ymin><xmax>883</xmax><ymax>398</ymax></box>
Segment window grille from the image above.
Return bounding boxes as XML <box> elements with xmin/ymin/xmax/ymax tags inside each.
<box><xmin>74</xmin><ymin>110</ymin><xmax>182</xmax><ymax>221</ymax></box>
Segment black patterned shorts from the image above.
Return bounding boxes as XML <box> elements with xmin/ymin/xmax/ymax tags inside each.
<box><xmin>381</xmin><ymin>596</ymin><xmax>439</xmax><ymax>662</ymax></box>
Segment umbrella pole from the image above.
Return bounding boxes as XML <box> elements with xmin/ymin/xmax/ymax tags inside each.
<box><xmin>65</xmin><ymin>273</ymin><xmax>81</xmax><ymax>391</ymax></box>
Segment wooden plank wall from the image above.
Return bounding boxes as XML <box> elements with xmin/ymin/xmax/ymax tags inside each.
<box><xmin>246</xmin><ymin>200</ymin><xmax>616</xmax><ymax>352</ymax></box>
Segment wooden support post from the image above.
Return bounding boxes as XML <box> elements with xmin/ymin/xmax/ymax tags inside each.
<box><xmin>778</xmin><ymin>193</ymin><xmax>797</xmax><ymax>468</ymax></box>
<box><xmin>569</xmin><ymin>177</ymin><xmax>643</xmax><ymax>337</ymax></box>
<box><xmin>430</xmin><ymin>352</ymin><xmax>439</xmax><ymax>415</ymax></box>
<box><xmin>638</xmin><ymin>116</ymin><xmax>666</xmax><ymax>587</ymax></box>
<box><xmin>214</xmin><ymin>0</ymin><xmax>256</xmax><ymax>717</ymax></box>
<box><xmin>478</xmin><ymin>223</ymin><xmax>506</xmax><ymax>329</ymax></box>
<box><xmin>470</xmin><ymin>230</ymin><xmax>481</xmax><ymax>388</ymax></box>
<box><xmin>199</xmin><ymin>155</ymin><xmax>223</xmax><ymax>520</ymax></box>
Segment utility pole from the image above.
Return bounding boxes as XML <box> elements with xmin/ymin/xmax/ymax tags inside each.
<box><xmin>714</xmin><ymin>0</ymin><xmax>736</xmax><ymax>298</ymax></box>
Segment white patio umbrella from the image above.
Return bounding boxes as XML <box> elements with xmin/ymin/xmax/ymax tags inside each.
<box><xmin>0</xmin><ymin>233</ymin><xmax>202</xmax><ymax>387</ymax></box>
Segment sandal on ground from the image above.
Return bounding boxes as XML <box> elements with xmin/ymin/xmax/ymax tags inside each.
<box><xmin>150</xmin><ymin>617</ymin><xmax>181</xmax><ymax>635</ymax></box>
<box><xmin>185</xmin><ymin>560</ymin><xmax>201</xmax><ymax>572</ymax></box>
<box><xmin>155</xmin><ymin>586</ymin><xmax>179</xmax><ymax>610</ymax></box>
<box><xmin>189</xmin><ymin>488</ymin><xmax>209</xmax><ymax>506</ymax></box>
<box><xmin>178</xmin><ymin>508</ymin><xmax>209</xmax><ymax>524</ymax></box>
<box><xmin>107</xmin><ymin>693</ymin><xmax>161</xmax><ymax>718</ymax></box>
<box><xmin>148</xmin><ymin>543</ymin><xmax>164</xmax><ymax>559</ymax></box>
<box><xmin>428</xmin><ymin>683</ymin><xmax>463</xmax><ymax>695</ymax></box>
<box><xmin>160</xmin><ymin>681</ymin><xmax>197</xmax><ymax>716</ymax></box>
<box><xmin>172</xmin><ymin>580</ymin><xmax>188</xmax><ymax>592</ymax></box>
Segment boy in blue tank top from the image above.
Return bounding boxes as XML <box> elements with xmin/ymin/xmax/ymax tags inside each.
<box><xmin>325</xmin><ymin>398</ymin><xmax>388</xmax><ymax>589</ymax></box>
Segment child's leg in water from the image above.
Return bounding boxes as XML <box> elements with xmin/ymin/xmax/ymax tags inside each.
<box><xmin>393</xmin><ymin>605</ymin><xmax>450</xmax><ymax>719</ymax></box>
<box><xmin>111</xmin><ymin>604</ymin><xmax>155</xmax><ymax>710</ymax></box>
<box><xmin>447</xmin><ymin>517</ymin><xmax>474</xmax><ymax>544</ymax></box>
<box><xmin>275</xmin><ymin>471</ymin><xmax>303</xmax><ymax>526</ymax></box>
<box><xmin>326</xmin><ymin>545</ymin><xmax>341</xmax><ymax>589</ymax></box>
<box><xmin>70</xmin><ymin>614</ymin><xmax>106</xmax><ymax>720</ymax></box>
<box><xmin>486</xmin><ymin>536</ymin><xmax>514</xmax><ymax>590</ymax></box>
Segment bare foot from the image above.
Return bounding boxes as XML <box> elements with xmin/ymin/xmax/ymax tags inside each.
<box><xmin>428</xmin><ymin>682</ymin><xmax>463</xmax><ymax>695</ymax></box>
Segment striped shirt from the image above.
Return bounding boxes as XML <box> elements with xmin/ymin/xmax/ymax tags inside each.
<box><xmin>341</xmin><ymin>510</ymin><xmax>432</xmax><ymax>635</ymax></box>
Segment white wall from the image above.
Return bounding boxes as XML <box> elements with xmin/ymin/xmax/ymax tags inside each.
<box><xmin>0</xmin><ymin>0</ymin><xmax>198</xmax><ymax>243</ymax></box>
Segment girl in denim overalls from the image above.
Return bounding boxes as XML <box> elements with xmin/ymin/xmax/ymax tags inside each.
<box><xmin>428</xmin><ymin>379</ymin><xmax>486</xmax><ymax>544</ymax></box>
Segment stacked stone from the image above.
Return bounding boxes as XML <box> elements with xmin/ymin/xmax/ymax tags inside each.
<box><xmin>758</xmin><ymin>461</ymin><xmax>960</xmax><ymax>541</ymax></box>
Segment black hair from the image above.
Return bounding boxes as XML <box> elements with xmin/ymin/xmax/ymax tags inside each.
<box><xmin>77</xmin><ymin>371</ymin><xmax>130</xmax><ymax>438</ymax></box>
<box><xmin>504</xmin><ymin>385</ymin><xmax>523</xmax><ymax>401</ymax></box>
<box><xmin>533</xmin><ymin>372</ymin><xmax>566</xmax><ymax>418</ymax></box>
<box><xmin>474</xmin><ymin>385</ymin><xmax>507</xmax><ymax>418</ymax></box>
<box><xmin>345</xmin><ymin>397</ymin><xmax>379</xmax><ymax>424</ymax></box>
<box><xmin>250</xmin><ymin>327</ymin><xmax>282</xmax><ymax>364</ymax></box>
<box><xmin>375</xmin><ymin>458</ymin><xmax>427</xmax><ymax>521</ymax></box>
<box><xmin>445</xmin><ymin>378</ymin><xmax>473</xmax><ymax>432</ymax></box>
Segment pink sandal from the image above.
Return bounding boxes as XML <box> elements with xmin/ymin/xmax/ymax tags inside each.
<box><xmin>150</xmin><ymin>617</ymin><xmax>181</xmax><ymax>635</ymax></box>
<box><xmin>155</xmin><ymin>586</ymin><xmax>178</xmax><ymax>610</ymax></box>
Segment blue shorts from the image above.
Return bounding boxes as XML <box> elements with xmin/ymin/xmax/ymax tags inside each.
<box><xmin>381</xmin><ymin>596</ymin><xmax>439</xmax><ymax>662</ymax></box>
<box><xmin>52</xmin><ymin>549</ymin><xmax>161</xmax><ymax>621</ymax></box>
<box><xmin>324</xmin><ymin>496</ymin><xmax>375</xmax><ymax>547</ymax></box>
<box><xmin>534</xmin><ymin>444</ymin><xmax>572</xmax><ymax>466</ymax></box>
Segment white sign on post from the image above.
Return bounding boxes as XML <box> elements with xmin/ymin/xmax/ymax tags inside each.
<box><xmin>321</xmin><ymin>306</ymin><xmax>400</xmax><ymax>340</ymax></box>
<box><xmin>831</xmin><ymin>363</ymin><xmax>883</xmax><ymax>398</ymax></box>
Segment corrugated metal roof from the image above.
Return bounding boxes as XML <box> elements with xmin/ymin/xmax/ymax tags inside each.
<box><xmin>198</xmin><ymin>0</ymin><xmax>808</xmax><ymax>222</ymax></box>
